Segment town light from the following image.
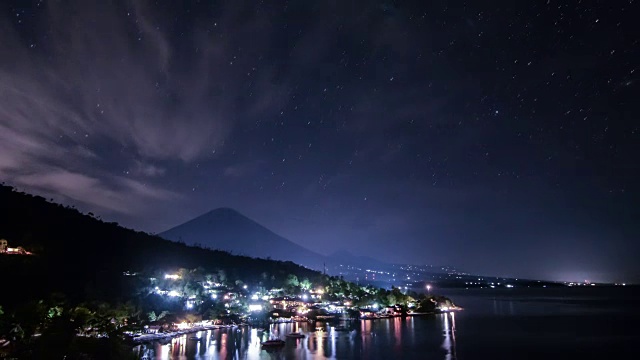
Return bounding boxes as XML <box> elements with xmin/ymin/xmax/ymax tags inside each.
<box><xmin>249</xmin><ymin>304</ymin><xmax>263</xmax><ymax>312</ymax></box>
<box><xmin>251</xmin><ymin>294</ymin><xmax>259</xmax><ymax>300</ymax></box>
<box><xmin>168</xmin><ymin>290</ymin><xmax>180</xmax><ymax>297</ymax></box>
<box><xmin>302</xmin><ymin>294</ymin><xmax>308</xmax><ymax>300</ymax></box>
<box><xmin>211</xmin><ymin>294</ymin><xmax>217</xmax><ymax>299</ymax></box>
<box><xmin>243</xmin><ymin>285</ymin><xmax>248</xmax><ymax>290</ymax></box>
<box><xmin>164</xmin><ymin>274</ymin><xmax>180</xmax><ymax>280</ymax></box>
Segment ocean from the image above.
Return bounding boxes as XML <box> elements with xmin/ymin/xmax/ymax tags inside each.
<box><xmin>134</xmin><ymin>286</ymin><xmax>640</xmax><ymax>359</ymax></box>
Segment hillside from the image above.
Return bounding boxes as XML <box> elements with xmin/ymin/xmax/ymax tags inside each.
<box><xmin>160</xmin><ymin>208</ymin><xmax>328</xmax><ymax>270</ymax></box>
<box><xmin>0</xmin><ymin>185</ymin><xmax>323</xmax><ymax>307</ymax></box>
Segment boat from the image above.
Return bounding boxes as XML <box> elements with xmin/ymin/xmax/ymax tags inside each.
<box><xmin>261</xmin><ymin>339</ymin><xmax>286</xmax><ymax>347</ymax></box>
<box><xmin>286</xmin><ymin>332</ymin><xmax>305</xmax><ymax>338</ymax></box>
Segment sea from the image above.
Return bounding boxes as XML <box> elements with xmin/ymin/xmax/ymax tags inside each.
<box><xmin>133</xmin><ymin>286</ymin><xmax>640</xmax><ymax>359</ymax></box>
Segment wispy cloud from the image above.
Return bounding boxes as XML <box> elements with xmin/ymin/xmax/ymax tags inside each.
<box><xmin>0</xmin><ymin>0</ymin><xmax>294</xmax><ymax>224</ymax></box>
<box><xmin>13</xmin><ymin>168</ymin><xmax>177</xmax><ymax>215</ymax></box>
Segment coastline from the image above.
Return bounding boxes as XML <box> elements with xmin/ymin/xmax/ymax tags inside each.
<box><xmin>131</xmin><ymin>324</ymin><xmax>244</xmax><ymax>344</ymax></box>
<box><xmin>131</xmin><ymin>308</ymin><xmax>464</xmax><ymax>345</ymax></box>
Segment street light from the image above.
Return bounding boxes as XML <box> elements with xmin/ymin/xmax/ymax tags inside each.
<box><xmin>426</xmin><ymin>284</ymin><xmax>432</xmax><ymax>294</ymax></box>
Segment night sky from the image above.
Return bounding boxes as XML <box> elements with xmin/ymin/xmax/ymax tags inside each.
<box><xmin>1</xmin><ymin>1</ymin><xmax>638</xmax><ymax>283</ymax></box>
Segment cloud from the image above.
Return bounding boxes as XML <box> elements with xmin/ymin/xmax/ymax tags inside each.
<box><xmin>0</xmin><ymin>0</ymin><xmax>294</xmax><ymax>221</ymax></box>
<box><xmin>12</xmin><ymin>168</ymin><xmax>177</xmax><ymax>215</ymax></box>
<box><xmin>131</xmin><ymin>161</ymin><xmax>166</xmax><ymax>177</ymax></box>
<box><xmin>0</xmin><ymin>1</ymin><xmax>232</xmax><ymax>163</ymax></box>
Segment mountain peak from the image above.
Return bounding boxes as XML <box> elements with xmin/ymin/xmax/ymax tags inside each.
<box><xmin>191</xmin><ymin>207</ymin><xmax>259</xmax><ymax>227</ymax></box>
<box><xmin>203</xmin><ymin>207</ymin><xmax>246</xmax><ymax>217</ymax></box>
<box><xmin>160</xmin><ymin>208</ymin><xmax>325</xmax><ymax>269</ymax></box>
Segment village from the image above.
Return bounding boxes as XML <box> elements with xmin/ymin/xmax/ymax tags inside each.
<box><xmin>127</xmin><ymin>269</ymin><xmax>460</xmax><ymax>343</ymax></box>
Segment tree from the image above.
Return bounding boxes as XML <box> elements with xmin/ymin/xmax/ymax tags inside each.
<box><xmin>300</xmin><ymin>278</ymin><xmax>312</xmax><ymax>291</ymax></box>
<box><xmin>147</xmin><ymin>311</ymin><xmax>158</xmax><ymax>322</ymax></box>
<box><xmin>286</xmin><ymin>274</ymin><xmax>299</xmax><ymax>287</ymax></box>
<box><xmin>148</xmin><ymin>310</ymin><xmax>169</xmax><ymax>322</ymax></box>
<box><xmin>217</xmin><ymin>269</ymin><xmax>227</xmax><ymax>283</ymax></box>
<box><xmin>70</xmin><ymin>306</ymin><xmax>94</xmax><ymax>335</ymax></box>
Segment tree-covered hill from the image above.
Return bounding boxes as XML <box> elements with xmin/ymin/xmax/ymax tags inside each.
<box><xmin>0</xmin><ymin>184</ymin><xmax>322</xmax><ymax>307</ymax></box>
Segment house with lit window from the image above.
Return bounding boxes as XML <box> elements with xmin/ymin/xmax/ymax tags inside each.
<box><xmin>0</xmin><ymin>239</ymin><xmax>32</xmax><ymax>255</ymax></box>
<box><xmin>269</xmin><ymin>297</ymin><xmax>309</xmax><ymax>311</ymax></box>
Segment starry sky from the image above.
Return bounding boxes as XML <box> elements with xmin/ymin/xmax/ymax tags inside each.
<box><xmin>1</xmin><ymin>1</ymin><xmax>638</xmax><ymax>283</ymax></box>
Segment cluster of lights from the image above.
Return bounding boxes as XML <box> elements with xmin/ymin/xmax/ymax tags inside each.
<box><xmin>164</xmin><ymin>274</ymin><xmax>180</xmax><ymax>280</ymax></box>
<box><xmin>567</xmin><ymin>282</ymin><xmax>596</xmax><ymax>287</ymax></box>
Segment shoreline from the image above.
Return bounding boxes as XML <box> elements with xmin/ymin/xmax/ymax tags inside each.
<box><xmin>131</xmin><ymin>309</ymin><xmax>464</xmax><ymax>344</ymax></box>
<box><xmin>131</xmin><ymin>324</ymin><xmax>243</xmax><ymax>344</ymax></box>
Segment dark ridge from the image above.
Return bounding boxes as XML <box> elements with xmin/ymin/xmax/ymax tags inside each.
<box><xmin>0</xmin><ymin>184</ymin><xmax>323</xmax><ymax>307</ymax></box>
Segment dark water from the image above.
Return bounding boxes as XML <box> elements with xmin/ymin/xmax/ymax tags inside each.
<box><xmin>134</xmin><ymin>287</ymin><xmax>640</xmax><ymax>359</ymax></box>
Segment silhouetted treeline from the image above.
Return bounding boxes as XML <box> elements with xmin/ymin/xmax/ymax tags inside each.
<box><xmin>0</xmin><ymin>185</ymin><xmax>322</xmax><ymax>310</ymax></box>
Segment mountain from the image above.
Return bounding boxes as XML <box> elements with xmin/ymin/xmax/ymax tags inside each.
<box><xmin>160</xmin><ymin>208</ymin><xmax>327</xmax><ymax>270</ymax></box>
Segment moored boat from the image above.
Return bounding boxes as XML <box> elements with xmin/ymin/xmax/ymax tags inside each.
<box><xmin>261</xmin><ymin>339</ymin><xmax>286</xmax><ymax>347</ymax></box>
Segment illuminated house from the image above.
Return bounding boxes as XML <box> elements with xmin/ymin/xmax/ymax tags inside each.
<box><xmin>359</xmin><ymin>308</ymin><xmax>379</xmax><ymax>319</ymax></box>
<box><xmin>269</xmin><ymin>297</ymin><xmax>308</xmax><ymax>311</ymax></box>
<box><xmin>380</xmin><ymin>306</ymin><xmax>401</xmax><ymax>316</ymax></box>
<box><xmin>0</xmin><ymin>239</ymin><xmax>32</xmax><ymax>255</ymax></box>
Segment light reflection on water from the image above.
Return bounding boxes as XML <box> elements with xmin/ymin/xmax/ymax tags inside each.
<box><xmin>132</xmin><ymin>289</ymin><xmax>640</xmax><ymax>359</ymax></box>
<box><xmin>442</xmin><ymin>312</ymin><xmax>456</xmax><ymax>360</ymax></box>
<box><xmin>133</xmin><ymin>315</ymin><xmax>455</xmax><ymax>360</ymax></box>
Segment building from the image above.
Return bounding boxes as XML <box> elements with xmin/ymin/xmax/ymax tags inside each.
<box><xmin>359</xmin><ymin>308</ymin><xmax>379</xmax><ymax>319</ymax></box>
<box><xmin>0</xmin><ymin>239</ymin><xmax>32</xmax><ymax>255</ymax></box>
<box><xmin>269</xmin><ymin>297</ymin><xmax>309</xmax><ymax>311</ymax></box>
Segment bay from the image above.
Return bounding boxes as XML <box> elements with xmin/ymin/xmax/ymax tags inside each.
<box><xmin>134</xmin><ymin>287</ymin><xmax>640</xmax><ymax>359</ymax></box>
